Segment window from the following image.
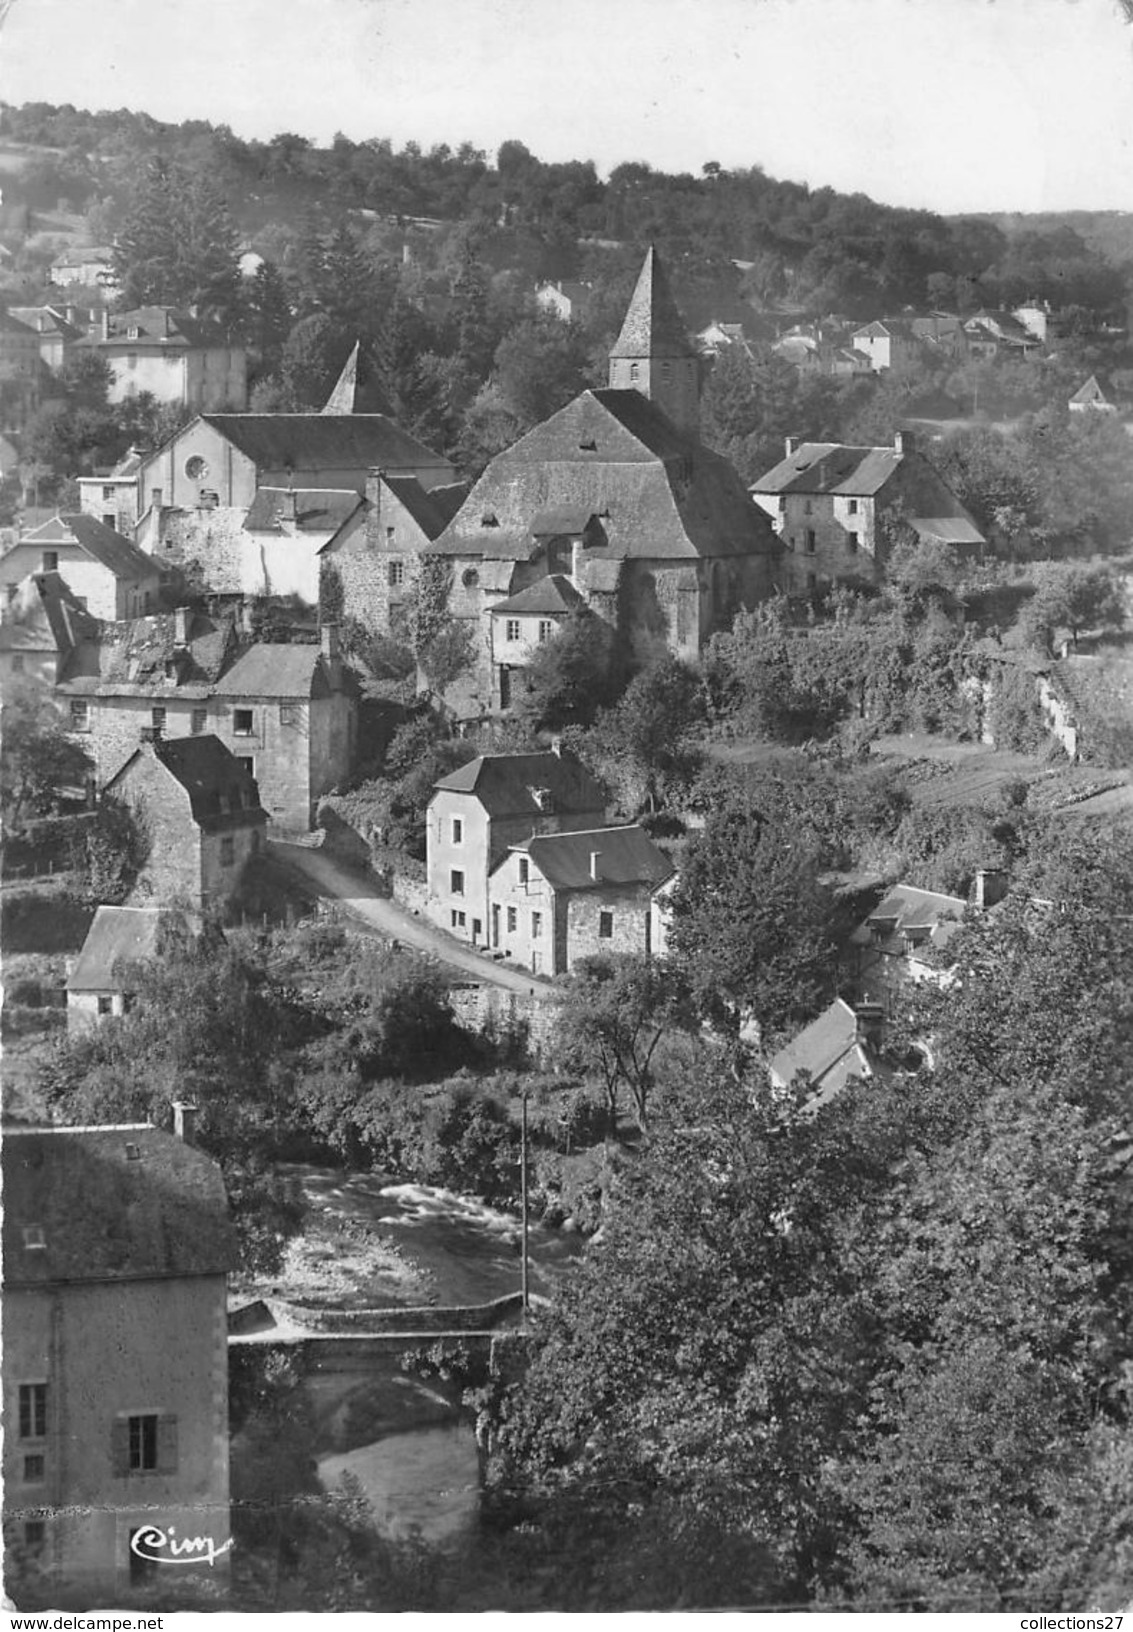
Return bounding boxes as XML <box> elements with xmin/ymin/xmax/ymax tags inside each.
<box><xmin>662</xmin><ymin>361</ymin><xmax>671</xmax><ymax>381</ymax></box>
<box><xmin>806</xmin><ymin>572</ymin><xmax>817</xmax><ymax>591</ymax></box>
<box><xmin>599</xmin><ymin>911</ymin><xmax>614</xmax><ymax>939</ymax></box>
<box><xmin>450</xmin><ymin>909</ymin><xmax>466</xmax><ymax>929</ymax></box>
<box><xmin>518</xmin><ymin>858</ymin><xmax>529</xmax><ymax>885</ymax></box>
<box><xmin>538</xmin><ymin>620</ymin><xmax>553</xmax><ymax>642</ymax></box>
<box><xmin>388</xmin><ymin>558</ymin><xmax>405</xmax><ymax>588</ymax></box>
<box><xmin>11</xmin><ymin>653</ymin><xmax>24</xmax><ymax>673</ymax></box>
<box><xmin>7</xmin><ymin>584</ymin><xmax>17</xmax><ymax>604</ymax></box>
<box><xmin>233</xmin><ymin>708</ymin><xmax>254</xmax><ymax>736</ymax></box>
<box><xmin>19</xmin><ymin>1384</ymin><xmax>46</xmax><ymax>1440</ymax></box>
<box><xmin>191</xmin><ymin>707</ymin><xmax>207</xmax><ymax>735</ymax></box>
<box><xmin>69</xmin><ymin>700</ymin><xmax>90</xmax><ymax>733</ymax></box>
<box><xmin>126</xmin><ymin>352</ymin><xmax>138</xmax><ymax>368</ymax></box>
<box><xmin>848</xmin><ymin>498</ymin><xmax>859</xmax><ymax>514</ymax></box>
<box><xmin>629</xmin><ymin>362</ymin><xmax>639</xmax><ymax>381</ymax></box>
<box><xmin>23</xmin><ymin>1521</ymin><xmax>45</xmax><ymax>1554</ymax></box>
<box><xmin>506</xmin><ymin>619</ymin><xmax>521</xmax><ymax>643</ymax></box>
<box><xmin>237</xmin><ymin>756</ymin><xmax>254</xmax><ymax>778</ymax></box>
<box><xmin>129</xmin><ymin>1414</ymin><xmax>157</xmax><ymax>1471</ymax></box>
<box><xmin>531</xmin><ymin>911</ymin><xmax>542</xmax><ymax>938</ymax></box>
<box><xmin>462</xmin><ymin>567</ymin><xmax>479</xmax><ymax>588</ymax></box>
<box><xmin>450</xmin><ymin>869</ymin><xmax>464</xmax><ymax>896</ymax></box>
<box><xmin>804</xmin><ymin>500</ymin><xmax>812</xmax><ymax>515</ymax></box>
<box><xmin>451</xmin><ymin>817</ymin><xmax>463</xmax><ymax>844</ymax></box>
<box><xmin>279</xmin><ymin>702</ymin><xmax>300</xmax><ymax>727</ymax></box>
<box><xmin>506</xmin><ymin>905</ymin><xmax>517</xmax><ymax>933</ymax></box>
<box><xmin>97</xmin><ymin>995</ymin><xmax>113</xmax><ymax>1016</ymax></box>
<box><xmin>103</xmin><ymin>484</ymin><xmax>116</xmax><ymax>501</ymax></box>
<box><xmin>848</xmin><ymin>533</ymin><xmax>859</xmax><ymax>554</ymax></box>
<box><xmin>103</xmin><ymin>513</ymin><xmax>116</xmax><ymax>529</ymax></box>
<box><xmin>113</xmin><ymin>1411</ymin><xmax>177</xmax><ymax>1476</ymax></box>
<box><xmin>804</xmin><ymin>530</ymin><xmax>816</xmax><ymax>554</ymax></box>
<box><xmin>23</xmin><ymin>1454</ymin><xmax>45</xmax><ymax>1483</ymax></box>
<box><xmin>127</xmin><ymin>325</ymin><xmax>140</xmax><ymax>341</ymax></box>
<box><xmin>151</xmin><ymin>706</ymin><xmax>166</xmax><ymax>731</ymax></box>
<box><xmin>23</xmin><ymin>1226</ymin><xmax>45</xmax><ymax>1249</ymax></box>
<box><xmin>220</xmin><ymin>835</ymin><xmax>235</xmax><ymax>867</ymax></box>
<box><xmin>42</xmin><ymin>550</ymin><xmax>58</xmax><ymax>571</ymax></box>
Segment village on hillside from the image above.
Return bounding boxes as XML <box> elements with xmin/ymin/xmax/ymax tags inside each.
<box><xmin>3</xmin><ymin>82</ymin><xmax>1133</xmax><ymax>1616</ymax></box>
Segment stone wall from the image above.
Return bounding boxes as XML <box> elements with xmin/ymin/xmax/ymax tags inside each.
<box><xmin>157</xmin><ymin>507</ymin><xmax>250</xmax><ymax>596</ymax></box>
<box><xmin>112</xmin><ymin>751</ymin><xmax>203</xmax><ymax>905</ymax></box>
<box><xmin>449</xmin><ymin>983</ymin><xmax>561</xmax><ymax>1061</ymax></box>
<box><xmin>565</xmin><ymin>883</ymin><xmax>655</xmax><ymax>967</ymax></box>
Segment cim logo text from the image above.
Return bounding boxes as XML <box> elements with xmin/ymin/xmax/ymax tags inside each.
<box><xmin>130</xmin><ymin>1525</ymin><xmax>233</xmax><ymax>1567</ymax></box>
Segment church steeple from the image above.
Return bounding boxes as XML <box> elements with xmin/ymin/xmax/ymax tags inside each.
<box><xmin>321</xmin><ymin>340</ymin><xmax>360</xmax><ymax>414</ymax></box>
<box><xmin>608</xmin><ymin>245</ymin><xmax>700</xmax><ymax>435</ymax></box>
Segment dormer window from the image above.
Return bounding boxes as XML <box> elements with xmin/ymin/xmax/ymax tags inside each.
<box><xmin>126</xmin><ymin>1143</ymin><xmax>141</xmax><ymax>1161</ymax></box>
<box><xmin>629</xmin><ymin>363</ymin><xmax>639</xmax><ymax>381</ymax></box>
<box><xmin>127</xmin><ymin>325</ymin><xmax>140</xmax><ymax>340</ymax></box>
<box><xmin>481</xmin><ymin>512</ymin><xmax>499</xmax><ymax>528</ymax></box>
<box><xmin>578</xmin><ymin>438</ymin><xmax>597</xmax><ymax>452</ymax></box>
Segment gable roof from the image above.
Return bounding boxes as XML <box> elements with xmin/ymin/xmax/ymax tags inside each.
<box><xmin>198</xmin><ymin>413</ymin><xmax>451</xmax><ymax>477</ymax></box>
<box><xmin>382</xmin><ymin>473</ymin><xmax>459</xmax><ymax>539</ymax></box>
<box><xmin>430</xmin><ymin>388</ymin><xmax>779</xmax><ymax>564</ymax></box>
<box><xmin>769</xmin><ymin>997</ymin><xmax>886</xmax><ymax>1105</ymax></box>
<box><xmin>20</xmin><ymin>513</ymin><xmax>160</xmax><ymax>580</ymax></box>
<box><xmin>88</xmin><ymin>305</ymin><xmax>230</xmax><ymax>350</ymax></box>
<box><xmin>66</xmin><ymin>906</ymin><xmax>186</xmax><ymax>992</ymax></box>
<box><xmin>58</xmin><ymin>609</ymin><xmax>235</xmax><ymax>694</ymax></box>
<box><xmin>2</xmin><ymin>1124</ymin><xmax>234</xmax><ymax>1286</ymax></box>
<box><xmin>0</xmin><ymin>571</ymin><xmax>99</xmax><ymax>655</ymax></box>
<box><xmin>514</xmin><ymin>824</ymin><xmax>675</xmax><ymax>891</ymax></box>
<box><xmin>610</xmin><ymin>245</ymin><xmax>697</xmax><ymax>361</ymax></box>
<box><xmin>244</xmin><ymin>487</ymin><xmax>364</xmax><ymax>536</ymax></box>
<box><xmin>1069</xmin><ymin>374</ymin><xmax>1115</xmax><ymax>406</ymax></box>
<box><xmin>432</xmin><ymin>750</ymin><xmax>606</xmax><ymax>820</ymax></box>
<box><xmin>910</xmin><ymin>516</ymin><xmax>985</xmax><ymax>547</ymax></box>
<box><xmin>212</xmin><ymin>641</ymin><xmax>339</xmax><ymax>699</ymax></box>
<box><xmin>849</xmin><ymin>882</ymin><xmax>967</xmax><ymax>957</ymax></box>
<box><xmin>751</xmin><ymin>442</ymin><xmax>904</xmax><ymax>497</ymax></box>
<box><xmin>108</xmin><ymin>735</ymin><xmax>267</xmax><ymax>833</ymax></box>
<box><xmin>488</xmin><ymin>574</ymin><xmax>587</xmax><ymax>616</ymax></box>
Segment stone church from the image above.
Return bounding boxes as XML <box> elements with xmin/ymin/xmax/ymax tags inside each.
<box><xmin>424</xmin><ymin>246</ymin><xmax>781</xmax><ymax>716</ymax></box>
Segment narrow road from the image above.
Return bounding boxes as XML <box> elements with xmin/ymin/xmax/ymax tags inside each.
<box><xmin>270</xmin><ymin>841</ymin><xmax>558</xmax><ymax>1000</ymax></box>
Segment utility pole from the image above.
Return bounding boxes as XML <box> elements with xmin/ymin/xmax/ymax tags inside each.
<box><xmin>520</xmin><ymin>1090</ymin><xmax>529</xmax><ymax>1319</ymax></box>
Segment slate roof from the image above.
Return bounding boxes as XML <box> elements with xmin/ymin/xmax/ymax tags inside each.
<box><xmin>198</xmin><ymin>413</ymin><xmax>451</xmax><ymax>476</ymax></box>
<box><xmin>1069</xmin><ymin>374</ymin><xmax>1116</xmax><ymax>407</ymax></box>
<box><xmin>610</xmin><ymin>246</ymin><xmax>697</xmax><ymax>361</ymax></box>
<box><xmin>322</xmin><ymin>340</ymin><xmax>360</xmax><ymax>413</ymax></box>
<box><xmin>8</xmin><ymin>304</ymin><xmax>84</xmax><ymax>340</ymax></box>
<box><xmin>0</xmin><ymin>309</ymin><xmax>37</xmax><ymax>337</ymax></box>
<box><xmin>0</xmin><ymin>572</ymin><xmax>99</xmax><ymax>654</ymax></box>
<box><xmin>430</xmin><ymin>389</ymin><xmax>779</xmax><ymax>564</ymax></box>
<box><xmin>58</xmin><ymin>610</ymin><xmax>236</xmax><ymax>694</ymax></box>
<box><xmin>2</xmin><ymin>1124</ymin><xmax>234</xmax><ymax>1286</ymax></box>
<box><xmin>212</xmin><ymin>642</ymin><xmax>337</xmax><ymax>699</ymax></box>
<box><xmin>513</xmin><ymin>824</ymin><xmax>674</xmax><ymax>891</ymax></box>
<box><xmin>89</xmin><ymin>305</ymin><xmax>230</xmax><ymax>350</ymax></box>
<box><xmin>849</xmin><ymin>883</ymin><xmax>967</xmax><ymax>959</ymax></box>
<box><xmin>910</xmin><ymin>516</ymin><xmax>985</xmax><ymax>547</ymax></box>
<box><xmin>20</xmin><ymin>512</ymin><xmax>159</xmax><ymax>580</ymax></box>
<box><xmin>751</xmin><ymin>442</ymin><xmax>903</xmax><ymax>497</ymax></box>
<box><xmin>66</xmin><ymin>906</ymin><xmax>184</xmax><ymax>992</ymax></box>
<box><xmin>769</xmin><ymin>997</ymin><xmax>887</xmax><ymax>1106</ymax></box>
<box><xmin>488</xmin><ymin>574</ymin><xmax>587</xmax><ymax>616</ymax></box>
<box><xmin>432</xmin><ymin>750</ymin><xmax>606</xmax><ymax>820</ymax></box>
<box><xmin>108</xmin><ymin>735</ymin><xmax>267</xmax><ymax>833</ymax></box>
<box><xmin>383</xmin><ymin>474</ymin><xmax>458</xmax><ymax>539</ymax></box>
<box><xmin>244</xmin><ymin>487</ymin><xmax>364</xmax><ymax>535</ymax></box>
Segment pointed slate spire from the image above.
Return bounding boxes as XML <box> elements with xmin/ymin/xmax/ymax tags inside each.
<box><xmin>609</xmin><ymin>245</ymin><xmax>696</xmax><ymax>361</ymax></box>
<box><xmin>321</xmin><ymin>340</ymin><xmax>360</xmax><ymax>414</ymax></box>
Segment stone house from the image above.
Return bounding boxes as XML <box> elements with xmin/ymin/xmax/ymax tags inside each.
<box><xmin>104</xmin><ymin>734</ymin><xmax>267</xmax><ymax>910</ymax></box>
<box><xmin>0</xmin><ymin>515</ymin><xmax>164</xmax><ymax>620</ymax></box>
<box><xmin>426</xmin><ymin>749</ymin><xmax>607</xmax><ymax>946</ymax></box>
<box><xmin>535</xmin><ymin>280</ymin><xmax>593</xmax><ymax>324</ymax></box>
<box><xmin>850</xmin><ymin>318</ymin><xmax>921</xmax><ymax>373</ymax></box>
<box><xmin>424</xmin><ymin>247</ymin><xmax>780</xmax><ymax>717</ymax></box>
<box><xmin>749</xmin><ymin>432</ymin><xmax>984</xmax><ymax>593</ymax></box>
<box><xmin>65</xmin><ymin>906</ymin><xmax>190</xmax><ymax>1031</ymax></box>
<box><xmin>962</xmin><ymin>308</ymin><xmax>1042</xmax><ymax>360</ymax></box>
<box><xmin>80</xmin><ymin>306</ymin><xmax>247</xmax><ymax>411</ymax></box>
<box><xmin>2</xmin><ymin>1118</ymin><xmax>233</xmax><ymax>1608</ymax></box>
<box><xmin>47</xmin><ymin>246</ymin><xmax>118</xmax><ymax>291</ymax></box>
<box><xmin>487</xmin><ymin>824</ymin><xmax>674</xmax><ymax>975</ymax></box>
<box><xmin>847</xmin><ymin>882</ymin><xmax>969</xmax><ymax>1008</ymax></box>
<box><xmin>7</xmin><ymin>305</ymin><xmax>84</xmax><ymax>373</ymax></box>
<box><xmin>135</xmin><ymin>412</ymin><xmax>455</xmax><ymax>600</ymax></box>
<box><xmin>56</xmin><ymin>614</ymin><xmax>356</xmax><ymax>832</ymax></box>
<box><xmin>318</xmin><ymin>470</ymin><xmax>470</xmax><ymax>636</ymax></box>
<box><xmin>0</xmin><ymin>572</ymin><xmax>99</xmax><ymax>690</ymax></box>
<box><xmin>76</xmin><ymin>447</ymin><xmax>146</xmax><ymax>536</ymax></box>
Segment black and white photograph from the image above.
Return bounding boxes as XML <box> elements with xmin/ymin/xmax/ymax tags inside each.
<box><xmin>3</xmin><ymin>0</ymin><xmax>1133</xmax><ymax>1617</ymax></box>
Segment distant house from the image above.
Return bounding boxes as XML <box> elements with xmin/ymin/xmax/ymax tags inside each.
<box><xmin>0</xmin><ymin>515</ymin><xmax>164</xmax><ymax>620</ymax></box>
<box><xmin>104</xmin><ymin>734</ymin><xmax>267</xmax><ymax>910</ymax></box>
<box><xmin>47</xmin><ymin>245</ymin><xmax>118</xmax><ymax>291</ymax></box>
<box><xmin>81</xmin><ymin>306</ymin><xmax>247</xmax><ymax>411</ymax></box>
<box><xmin>910</xmin><ymin>311</ymin><xmax>968</xmax><ymax>357</ymax></box>
<box><xmin>0</xmin><ymin>572</ymin><xmax>99</xmax><ymax>689</ymax></box>
<box><xmin>487</xmin><ymin>824</ymin><xmax>674</xmax><ymax>975</ymax></box>
<box><xmin>65</xmin><ymin>906</ymin><xmax>190</xmax><ymax>1030</ymax></box>
<box><xmin>487</xmin><ymin>573</ymin><xmax>589</xmax><ymax>707</ymax></box>
<box><xmin>1068</xmin><ymin>374</ymin><xmax>1119</xmax><ymax>415</ymax></box>
<box><xmin>318</xmin><ymin>472</ymin><xmax>469</xmax><ymax>636</ymax></box>
<box><xmin>850</xmin><ymin>318</ymin><xmax>921</xmax><ymax>373</ymax></box>
<box><xmin>1</xmin><ymin>1119</ymin><xmax>233</xmax><ymax>1607</ymax></box>
<box><xmin>962</xmin><ymin>308</ymin><xmax>1042</xmax><ymax>360</ymax></box>
<box><xmin>696</xmin><ymin>320</ymin><xmax>754</xmax><ymax>359</ymax></box>
<box><xmin>426</xmin><ymin>749</ymin><xmax>607</xmax><ymax>946</ymax></box>
<box><xmin>241</xmin><ymin>487</ymin><xmax>366</xmax><ymax>604</ymax></box>
<box><xmin>7</xmin><ymin>305</ymin><xmax>83</xmax><ymax>374</ymax></box>
<box><xmin>56</xmin><ymin>615</ymin><xmax>356</xmax><ymax>832</ymax></box>
<box><xmin>76</xmin><ymin>447</ymin><xmax>147</xmax><ymax>536</ymax></box>
<box><xmin>535</xmin><ymin>280</ymin><xmax>593</xmax><ymax>324</ymax></box>
<box><xmin>847</xmin><ymin>881</ymin><xmax>969</xmax><ymax>1006</ymax></box>
<box><xmin>768</xmin><ymin>997</ymin><xmax>891</xmax><ymax>1108</ymax></box>
<box><xmin>750</xmin><ymin>432</ymin><xmax>985</xmax><ymax>593</ymax></box>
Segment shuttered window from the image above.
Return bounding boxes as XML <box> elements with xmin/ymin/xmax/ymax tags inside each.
<box><xmin>112</xmin><ymin>1413</ymin><xmax>177</xmax><ymax>1475</ymax></box>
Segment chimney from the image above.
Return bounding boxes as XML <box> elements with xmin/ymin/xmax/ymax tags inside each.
<box><xmin>140</xmin><ymin>725</ymin><xmax>161</xmax><ymax>745</ymax></box>
<box><xmin>101</xmin><ymin>308</ymin><xmax>110</xmax><ymax>342</ymax></box>
<box><xmin>173</xmin><ymin>606</ymin><xmax>189</xmax><ymax>647</ymax></box>
<box><xmin>172</xmin><ymin>1100</ymin><xmax>198</xmax><ymax>1145</ymax></box>
<box><xmin>321</xmin><ymin>622</ymin><xmax>340</xmax><ymax>662</ymax></box>
<box><xmin>549</xmin><ymin>734</ymin><xmax>563</xmax><ymax>757</ymax></box>
<box><xmin>974</xmin><ymin>868</ymin><xmax>1007</xmax><ymax>910</ymax></box>
<box><xmin>590</xmin><ymin>850</ymin><xmax>601</xmax><ymax>881</ymax></box>
<box><xmin>278</xmin><ymin>489</ymin><xmax>298</xmax><ymax>527</ymax></box>
<box><xmin>150</xmin><ymin>487</ymin><xmax>163</xmax><ymax>514</ymax></box>
<box><xmin>238</xmin><ymin>600</ymin><xmax>255</xmax><ymax>637</ymax></box>
<box><xmin>894</xmin><ymin>429</ymin><xmax>915</xmax><ymax>456</ymax></box>
<box><xmin>854</xmin><ymin>1002</ymin><xmax>885</xmax><ymax>1053</ymax></box>
<box><xmin>785</xmin><ymin>435</ymin><xmax>800</xmax><ymax>459</ymax></box>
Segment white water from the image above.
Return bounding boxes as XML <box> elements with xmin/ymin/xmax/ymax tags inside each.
<box><xmin>317</xmin><ymin>1423</ymin><xmax>481</xmax><ymax>1545</ymax></box>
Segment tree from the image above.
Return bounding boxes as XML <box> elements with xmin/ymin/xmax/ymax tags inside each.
<box><xmin>490</xmin><ymin>316</ymin><xmax>590</xmax><ymax>430</ymax></box>
<box><xmin>586</xmin><ymin>656</ymin><xmax>706</xmax><ymax>814</ymax></box>
<box><xmin>112</xmin><ymin>155</ymin><xmax>240</xmax><ymax>322</ymax></box>
<box><xmin>1020</xmin><ymin>561</ymin><xmax>1128</xmax><ymax>654</ymax></box>
<box><xmin>556</xmin><ymin>955</ymin><xmax>694</xmax><ymax>1132</ymax></box>
<box><xmin>511</xmin><ymin>610</ymin><xmax>624</xmax><ymax>731</ymax></box>
<box><xmin>0</xmin><ymin>684</ymin><xmax>93</xmax><ymax>826</ymax></box>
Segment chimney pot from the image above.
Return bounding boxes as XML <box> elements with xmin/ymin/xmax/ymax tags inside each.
<box><xmin>173</xmin><ymin>606</ymin><xmax>189</xmax><ymax>647</ymax></box>
<box><xmin>100</xmin><ymin>309</ymin><xmax>110</xmax><ymax>342</ymax></box>
<box><xmin>854</xmin><ymin>1002</ymin><xmax>885</xmax><ymax>1052</ymax></box>
<box><xmin>974</xmin><ymin>868</ymin><xmax>1007</xmax><ymax>909</ymax></box>
<box><xmin>590</xmin><ymin>849</ymin><xmax>601</xmax><ymax>881</ymax></box>
<box><xmin>785</xmin><ymin>435</ymin><xmax>800</xmax><ymax>458</ymax></box>
<box><xmin>279</xmin><ymin>489</ymin><xmax>298</xmax><ymax>525</ymax></box>
<box><xmin>321</xmin><ymin>622</ymin><xmax>340</xmax><ymax>662</ymax></box>
<box><xmin>172</xmin><ymin>1100</ymin><xmax>198</xmax><ymax>1145</ymax></box>
<box><xmin>151</xmin><ymin>487</ymin><xmax>163</xmax><ymax>513</ymax></box>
